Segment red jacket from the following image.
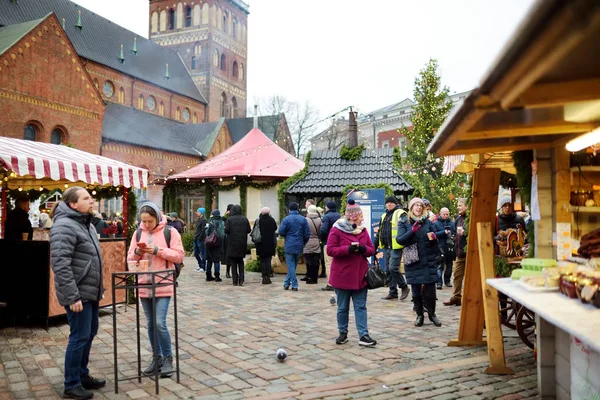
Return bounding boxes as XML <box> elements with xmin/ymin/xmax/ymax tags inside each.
<box><xmin>127</xmin><ymin>216</ymin><xmax>184</xmax><ymax>298</ymax></box>
<box><xmin>327</xmin><ymin>226</ymin><xmax>375</xmax><ymax>290</ymax></box>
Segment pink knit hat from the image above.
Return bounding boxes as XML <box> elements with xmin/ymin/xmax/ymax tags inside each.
<box><xmin>345</xmin><ymin>199</ymin><xmax>362</xmax><ymax>220</ymax></box>
<box><xmin>409</xmin><ymin>197</ymin><xmax>424</xmax><ymax>211</ymax></box>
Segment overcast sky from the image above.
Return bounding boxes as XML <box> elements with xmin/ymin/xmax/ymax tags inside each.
<box><xmin>72</xmin><ymin>0</ymin><xmax>535</xmax><ymax>120</ymax></box>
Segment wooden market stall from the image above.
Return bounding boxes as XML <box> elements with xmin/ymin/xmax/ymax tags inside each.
<box><xmin>0</xmin><ymin>136</ymin><xmax>148</xmax><ymax>322</ymax></box>
<box><xmin>427</xmin><ymin>0</ymin><xmax>600</xmax><ymax>398</ymax></box>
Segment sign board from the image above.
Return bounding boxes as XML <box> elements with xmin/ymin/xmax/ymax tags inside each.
<box><xmin>347</xmin><ymin>188</ymin><xmax>386</xmax><ymax>263</ymax></box>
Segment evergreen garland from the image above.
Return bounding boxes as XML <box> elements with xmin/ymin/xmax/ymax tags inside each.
<box><xmin>340</xmin><ymin>144</ymin><xmax>365</xmax><ymax>161</ymax></box>
<box><xmin>512</xmin><ymin>150</ymin><xmax>533</xmax><ymax>207</ymax></box>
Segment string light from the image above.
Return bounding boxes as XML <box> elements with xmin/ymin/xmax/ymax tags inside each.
<box><xmin>38</xmin><ymin>186</ymin><xmax>43</xmax><ymax>191</ymax></box>
<box><xmin>18</xmin><ymin>187</ymin><xmax>22</xmax><ymax>191</ymax></box>
<box><xmin>219</xmin><ymin>177</ymin><xmax>223</xmax><ymax>182</ymax></box>
<box><xmin>186</xmin><ymin>178</ymin><xmax>190</xmax><ymax>182</ymax></box>
<box><xmin>233</xmin><ymin>176</ymin><xmax>236</xmax><ymax>180</ymax></box>
<box><xmin>64</xmin><ymin>184</ymin><xmax>69</xmax><ymax>188</ymax></box>
<box><xmin>92</xmin><ymin>190</ymin><xmax>96</xmax><ymax>195</ymax></box>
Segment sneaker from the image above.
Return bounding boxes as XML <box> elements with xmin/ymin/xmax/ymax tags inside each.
<box><xmin>291</xmin><ymin>288</ymin><xmax>298</xmax><ymax>291</ymax></box>
<box><xmin>195</xmin><ymin>266</ymin><xmax>200</xmax><ymax>272</ymax></box>
<box><xmin>284</xmin><ymin>285</ymin><xmax>289</xmax><ymax>290</ymax></box>
<box><xmin>358</xmin><ymin>335</ymin><xmax>377</xmax><ymax>347</ymax></box>
<box><xmin>81</xmin><ymin>374</ymin><xmax>106</xmax><ymax>390</ymax></box>
<box><xmin>400</xmin><ymin>285</ymin><xmax>410</xmax><ymax>300</ymax></box>
<box><xmin>143</xmin><ymin>355</ymin><xmax>163</xmax><ymax>375</ymax></box>
<box><xmin>335</xmin><ymin>333</ymin><xmax>348</xmax><ymax>345</ymax></box>
<box><xmin>445</xmin><ymin>282</ymin><xmax>453</xmax><ymax>288</ymax></box>
<box><xmin>321</xmin><ymin>285</ymin><xmax>334</xmax><ymax>291</ymax></box>
<box><xmin>199</xmin><ymin>268</ymin><xmax>205</xmax><ymax>273</ymax></box>
<box><xmin>161</xmin><ymin>355</ymin><xmax>174</xmax><ymax>378</ymax></box>
<box><xmin>63</xmin><ymin>386</ymin><xmax>93</xmax><ymax>399</ymax></box>
<box><xmin>436</xmin><ymin>284</ymin><xmax>443</xmax><ymax>290</ymax></box>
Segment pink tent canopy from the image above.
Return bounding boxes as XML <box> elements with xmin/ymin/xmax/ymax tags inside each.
<box><xmin>170</xmin><ymin>128</ymin><xmax>304</xmax><ymax>180</ymax></box>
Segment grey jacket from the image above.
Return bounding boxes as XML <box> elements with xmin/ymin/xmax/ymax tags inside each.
<box><xmin>50</xmin><ymin>202</ymin><xmax>103</xmax><ymax>306</ymax></box>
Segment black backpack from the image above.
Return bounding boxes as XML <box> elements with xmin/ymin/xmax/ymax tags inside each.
<box><xmin>135</xmin><ymin>225</ymin><xmax>184</xmax><ymax>278</ymax></box>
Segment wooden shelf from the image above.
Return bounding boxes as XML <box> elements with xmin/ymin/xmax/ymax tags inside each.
<box><xmin>569</xmin><ymin>206</ymin><xmax>600</xmax><ymax>213</ymax></box>
<box><xmin>570</xmin><ymin>166</ymin><xmax>600</xmax><ymax>172</ymax></box>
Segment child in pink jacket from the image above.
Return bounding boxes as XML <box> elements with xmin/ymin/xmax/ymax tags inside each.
<box><xmin>127</xmin><ymin>202</ymin><xmax>184</xmax><ymax>378</ymax></box>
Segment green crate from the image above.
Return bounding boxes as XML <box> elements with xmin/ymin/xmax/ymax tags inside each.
<box><xmin>511</xmin><ymin>269</ymin><xmax>543</xmax><ymax>280</ymax></box>
<box><xmin>520</xmin><ymin>258</ymin><xmax>557</xmax><ymax>271</ymax></box>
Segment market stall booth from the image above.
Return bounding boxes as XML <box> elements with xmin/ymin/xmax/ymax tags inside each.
<box><xmin>428</xmin><ymin>0</ymin><xmax>600</xmax><ymax>398</ymax></box>
<box><xmin>0</xmin><ymin>136</ymin><xmax>148</xmax><ymax>323</ymax></box>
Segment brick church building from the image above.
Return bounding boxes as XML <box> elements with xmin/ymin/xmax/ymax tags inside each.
<box><xmin>0</xmin><ymin>0</ymin><xmax>294</xmax><ymax>217</ymax></box>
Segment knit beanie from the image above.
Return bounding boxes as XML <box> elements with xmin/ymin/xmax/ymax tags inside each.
<box><xmin>422</xmin><ymin>199</ymin><xmax>431</xmax><ymax>206</ymax></box>
<box><xmin>326</xmin><ymin>201</ymin><xmax>337</xmax><ymax>211</ymax></box>
<box><xmin>307</xmin><ymin>205</ymin><xmax>318</xmax><ymax>214</ymax></box>
<box><xmin>261</xmin><ymin>206</ymin><xmax>270</xmax><ymax>215</ymax></box>
<box><xmin>409</xmin><ymin>197</ymin><xmax>424</xmax><ymax>211</ymax></box>
<box><xmin>170</xmin><ymin>212</ymin><xmax>178</xmax><ymax>218</ymax></box>
<box><xmin>289</xmin><ymin>202</ymin><xmax>298</xmax><ymax>211</ymax></box>
<box><xmin>498</xmin><ymin>191</ymin><xmax>512</xmax><ymax>209</ymax></box>
<box><xmin>211</xmin><ymin>209</ymin><xmax>220</xmax><ymax>217</ymax></box>
<box><xmin>197</xmin><ymin>207</ymin><xmax>205</xmax><ymax>215</ymax></box>
<box><xmin>385</xmin><ymin>196</ymin><xmax>398</xmax><ymax>205</ymax></box>
<box><xmin>345</xmin><ymin>199</ymin><xmax>362</xmax><ymax>220</ymax></box>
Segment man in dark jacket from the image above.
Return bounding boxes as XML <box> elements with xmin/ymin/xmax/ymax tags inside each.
<box><xmin>168</xmin><ymin>212</ymin><xmax>184</xmax><ymax>233</ymax></box>
<box><xmin>433</xmin><ymin>207</ymin><xmax>456</xmax><ymax>290</ymax></box>
<box><xmin>194</xmin><ymin>208</ymin><xmax>207</xmax><ymax>274</ymax></box>
<box><xmin>50</xmin><ymin>187</ymin><xmax>105</xmax><ymax>399</ymax></box>
<box><xmin>444</xmin><ymin>198</ymin><xmax>468</xmax><ymax>306</ymax></box>
<box><xmin>5</xmin><ymin>197</ymin><xmax>33</xmax><ymax>241</ymax></box>
<box><xmin>319</xmin><ymin>201</ymin><xmax>340</xmax><ymax>291</ymax></box>
<box><xmin>225</xmin><ymin>205</ymin><xmax>251</xmax><ymax>286</ymax></box>
<box><xmin>279</xmin><ymin>202</ymin><xmax>310</xmax><ymax>291</ymax></box>
<box><xmin>224</xmin><ymin>204</ymin><xmax>233</xmax><ymax>278</ymax></box>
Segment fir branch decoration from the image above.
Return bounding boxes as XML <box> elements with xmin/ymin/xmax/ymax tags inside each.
<box><xmin>340</xmin><ymin>144</ymin><xmax>365</xmax><ymax>161</ymax></box>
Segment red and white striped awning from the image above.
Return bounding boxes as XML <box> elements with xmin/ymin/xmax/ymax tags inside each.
<box><xmin>0</xmin><ymin>137</ymin><xmax>148</xmax><ymax>189</ymax></box>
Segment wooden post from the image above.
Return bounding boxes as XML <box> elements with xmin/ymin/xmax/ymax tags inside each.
<box><xmin>477</xmin><ymin>222</ymin><xmax>513</xmax><ymax>375</ymax></box>
<box><xmin>448</xmin><ymin>167</ymin><xmax>500</xmax><ymax>346</ymax></box>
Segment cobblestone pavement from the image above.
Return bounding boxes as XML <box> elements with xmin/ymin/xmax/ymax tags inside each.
<box><xmin>0</xmin><ymin>257</ymin><xmax>538</xmax><ymax>399</ymax></box>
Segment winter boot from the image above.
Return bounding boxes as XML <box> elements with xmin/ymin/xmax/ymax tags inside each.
<box><xmin>226</xmin><ymin>265</ymin><xmax>231</xmax><ymax>279</ymax></box>
<box><xmin>413</xmin><ymin>295</ymin><xmax>425</xmax><ymax>327</ymax></box>
<box><xmin>143</xmin><ymin>355</ymin><xmax>163</xmax><ymax>375</ymax></box>
<box><xmin>262</xmin><ymin>276</ymin><xmax>268</xmax><ymax>284</ymax></box>
<box><xmin>160</xmin><ymin>355</ymin><xmax>174</xmax><ymax>378</ymax></box>
<box><xmin>214</xmin><ymin>272</ymin><xmax>222</xmax><ymax>282</ymax></box>
<box><xmin>426</xmin><ymin>295</ymin><xmax>442</xmax><ymax>326</ymax></box>
<box><xmin>206</xmin><ymin>271</ymin><xmax>215</xmax><ymax>281</ymax></box>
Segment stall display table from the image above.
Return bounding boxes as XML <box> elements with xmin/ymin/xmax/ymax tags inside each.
<box><xmin>111</xmin><ymin>270</ymin><xmax>180</xmax><ymax>395</ymax></box>
<box><xmin>487</xmin><ymin>278</ymin><xmax>600</xmax><ymax>400</ymax></box>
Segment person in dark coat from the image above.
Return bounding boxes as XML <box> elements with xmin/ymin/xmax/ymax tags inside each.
<box><xmin>194</xmin><ymin>208</ymin><xmax>207</xmax><ymax>274</ymax></box>
<box><xmin>432</xmin><ymin>207</ymin><xmax>456</xmax><ymax>290</ymax></box>
<box><xmin>223</xmin><ymin>204</ymin><xmax>234</xmax><ymax>278</ymax></box>
<box><xmin>225</xmin><ymin>205</ymin><xmax>251</xmax><ymax>286</ymax></box>
<box><xmin>5</xmin><ymin>197</ymin><xmax>33</xmax><ymax>241</ymax></box>
<box><xmin>255</xmin><ymin>207</ymin><xmax>278</xmax><ymax>284</ymax></box>
<box><xmin>168</xmin><ymin>212</ymin><xmax>184</xmax><ymax>233</ymax></box>
<box><xmin>497</xmin><ymin>192</ymin><xmax>527</xmax><ymax>233</ymax></box>
<box><xmin>50</xmin><ymin>187</ymin><xmax>105</xmax><ymax>399</ymax></box>
<box><xmin>319</xmin><ymin>201</ymin><xmax>341</xmax><ymax>291</ymax></box>
<box><xmin>92</xmin><ymin>211</ymin><xmax>109</xmax><ymax>238</ymax></box>
<box><xmin>205</xmin><ymin>209</ymin><xmax>225</xmax><ymax>282</ymax></box>
<box><xmin>303</xmin><ymin>205</ymin><xmax>322</xmax><ymax>284</ymax></box>
<box><xmin>396</xmin><ymin>197</ymin><xmax>442</xmax><ymax>328</ymax></box>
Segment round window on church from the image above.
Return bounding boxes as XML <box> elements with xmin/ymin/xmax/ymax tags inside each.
<box><xmin>147</xmin><ymin>96</ymin><xmax>156</xmax><ymax>111</ymax></box>
<box><xmin>182</xmin><ymin>108</ymin><xmax>190</xmax><ymax>121</ymax></box>
<box><xmin>103</xmin><ymin>80</ymin><xmax>114</xmax><ymax>98</ymax></box>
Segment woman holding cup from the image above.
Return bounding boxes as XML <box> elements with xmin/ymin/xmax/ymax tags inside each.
<box><xmin>396</xmin><ymin>198</ymin><xmax>442</xmax><ymax>327</ymax></box>
<box><xmin>127</xmin><ymin>202</ymin><xmax>184</xmax><ymax>378</ymax></box>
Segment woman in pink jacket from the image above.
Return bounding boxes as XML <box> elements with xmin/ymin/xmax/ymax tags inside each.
<box><xmin>328</xmin><ymin>200</ymin><xmax>376</xmax><ymax>347</ymax></box>
<box><xmin>127</xmin><ymin>202</ymin><xmax>184</xmax><ymax>378</ymax></box>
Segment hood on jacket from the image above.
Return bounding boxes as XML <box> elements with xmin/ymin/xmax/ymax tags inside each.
<box><xmin>138</xmin><ymin>201</ymin><xmax>163</xmax><ymax>225</ymax></box>
<box><xmin>307</xmin><ymin>212</ymin><xmax>320</xmax><ymax>219</ymax></box>
<box><xmin>53</xmin><ymin>201</ymin><xmax>92</xmax><ymax>225</ymax></box>
<box><xmin>231</xmin><ymin>205</ymin><xmax>242</xmax><ymax>216</ymax></box>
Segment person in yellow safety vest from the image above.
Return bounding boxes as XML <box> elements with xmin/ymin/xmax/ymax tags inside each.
<box><xmin>375</xmin><ymin>196</ymin><xmax>410</xmax><ymax>301</ymax></box>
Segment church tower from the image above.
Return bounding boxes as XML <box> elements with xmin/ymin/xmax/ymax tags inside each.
<box><xmin>149</xmin><ymin>0</ymin><xmax>249</xmax><ymax>122</ymax></box>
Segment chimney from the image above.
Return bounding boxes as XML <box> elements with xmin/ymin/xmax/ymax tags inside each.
<box><xmin>348</xmin><ymin>108</ymin><xmax>358</xmax><ymax>148</ymax></box>
<box><xmin>253</xmin><ymin>105</ymin><xmax>258</xmax><ymax>128</ymax></box>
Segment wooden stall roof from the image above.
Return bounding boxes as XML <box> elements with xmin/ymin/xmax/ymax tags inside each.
<box><xmin>428</xmin><ymin>0</ymin><xmax>600</xmax><ymax>156</ymax></box>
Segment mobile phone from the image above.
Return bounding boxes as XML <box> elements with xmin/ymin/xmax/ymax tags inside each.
<box><xmin>137</xmin><ymin>242</ymin><xmax>147</xmax><ymax>248</ymax></box>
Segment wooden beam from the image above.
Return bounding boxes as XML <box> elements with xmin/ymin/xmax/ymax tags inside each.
<box><xmin>513</xmin><ymin>78</ymin><xmax>600</xmax><ymax>108</ymax></box>
<box><xmin>477</xmin><ymin>222</ymin><xmax>513</xmax><ymax>375</ymax></box>
<box><xmin>464</xmin><ymin>122</ymin><xmax>596</xmax><ymax>140</ymax></box>
<box><xmin>444</xmin><ymin>138</ymin><xmax>556</xmax><ymax>156</ymax></box>
<box><xmin>435</xmin><ymin>109</ymin><xmax>485</xmax><ymax>156</ymax></box>
<box><xmin>448</xmin><ymin>168</ymin><xmax>500</xmax><ymax>347</ymax></box>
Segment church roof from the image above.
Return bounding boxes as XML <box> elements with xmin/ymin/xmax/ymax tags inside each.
<box><xmin>0</xmin><ymin>0</ymin><xmax>207</xmax><ymax>104</ymax></box>
<box><xmin>285</xmin><ymin>148</ymin><xmax>413</xmax><ymax>196</ymax></box>
<box><xmin>0</xmin><ymin>17</ymin><xmax>44</xmax><ymax>56</ymax></box>
<box><xmin>102</xmin><ymin>104</ymin><xmax>222</xmax><ymax>157</ymax></box>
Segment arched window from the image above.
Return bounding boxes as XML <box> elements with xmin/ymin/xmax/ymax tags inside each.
<box><xmin>193</xmin><ymin>112</ymin><xmax>198</xmax><ymax>123</ymax></box>
<box><xmin>175</xmin><ymin>107</ymin><xmax>181</xmax><ymax>120</ymax></box>
<box><xmin>222</xmin><ymin>13</ymin><xmax>228</xmax><ymax>33</ymax></box>
<box><xmin>118</xmin><ymin>87</ymin><xmax>125</xmax><ymax>104</ymax></box>
<box><xmin>220</xmin><ymin>92</ymin><xmax>228</xmax><ymax>117</ymax></box>
<box><xmin>232</xmin><ymin>61</ymin><xmax>238</xmax><ymax>78</ymax></box>
<box><xmin>168</xmin><ymin>8</ymin><xmax>175</xmax><ymax>30</ymax></box>
<box><xmin>194</xmin><ymin>42</ymin><xmax>201</xmax><ymax>55</ymax></box>
<box><xmin>185</xmin><ymin>5</ymin><xmax>192</xmax><ymax>27</ymax></box>
<box><xmin>159</xmin><ymin>10</ymin><xmax>167</xmax><ymax>31</ymax></box>
<box><xmin>220</xmin><ymin>53</ymin><xmax>226</xmax><ymax>71</ymax></box>
<box><xmin>231</xmin><ymin>97</ymin><xmax>238</xmax><ymax>118</ymax></box>
<box><xmin>232</xmin><ymin>18</ymin><xmax>238</xmax><ymax>39</ymax></box>
<box><xmin>24</xmin><ymin>123</ymin><xmax>38</xmax><ymax>141</ymax></box>
<box><xmin>240</xmin><ymin>63</ymin><xmax>245</xmax><ymax>81</ymax></box>
<box><xmin>193</xmin><ymin>4</ymin><xmax>201</xmax><ymax>26</ymax></box>
<box><xmin>159</xmin><ymin>102</ymin><xmax>165</xmax><ymax>116</ymax></box>
<box><xmin>213</xmin><ymin>49</ymin><xmax>219</xmax><ymax>67</ymax></box>
<box><xmin>138</xmin><ymin>94</ymin><xmax>144</xmax><ymax>109</ymax></box>
<box><xmin>147</xmin><ymin>96</ymin><xmax>156</xmax><ymax>111</ymax></box>
<box><xmin>191</xmin><ymin>56</ymin><xmax>196</xmax><ymax>70</ymax></box>
<box><xmin>201</xmin><ymin>3</ymin><xmax>209</xmax><ymax>24</ymax></box>
<box><xmin>151</xmin><ymin>11</ymin><xmax>158</xmax><ymax>33</ymax></box>
<box><xmin>50</xmin><ymin>127</ymin><xmax>65</xmax><ymax>145</ymax></box>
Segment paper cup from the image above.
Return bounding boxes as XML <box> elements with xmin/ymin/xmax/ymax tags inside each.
<box><xmin>97</xmin><ymin>233</ymin><xmax>101</xmax><ymax>239</ymax></box>
<box><xmin>127</xmin><ymin>261</ymin><xmax>138</xmax><ymax>272</ymax></box>
<box><xmin>138</xmin><ymin>260</ymin><xmax>149</xmax><ymax>271</ymax></box>
<box><xmin>22</xmin><ymin>232</ymin><xmax>28</xmax><ymax>240</ymax></box>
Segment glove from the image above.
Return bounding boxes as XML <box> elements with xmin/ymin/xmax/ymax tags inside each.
<box><xmin>348</xmin><ymin>244</ymin><xmax>358</xmax><ymax>253</ymax></box>
<box><xmin>357</xmin><ymin>245</ymin><xmax>367</xmax><ymax>254</ymax></box>
<box><xmin>429</xmin><ymin>232</ymin><xmax>437</xmax><ymax>240</ymax></box>
<box><xmin>412</xmin><ymin>221</ymin><xmax>421</xmax><ymax>233</ymax></box>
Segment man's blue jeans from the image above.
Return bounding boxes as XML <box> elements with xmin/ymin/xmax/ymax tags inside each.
<box><xmin>194</xmin><ymin>240</ymin><xmax>206</xmax><ymax>270</ymax></box>
<box><xmin>141</xmin><ymin>297</ymin><xmax>172</xmax><ymax>357</ymax></box>
<box><xmin>335</xmin><ymin>287</ymin><xmax>369</xmax><ymax>337</ymax></box>
<box><xmin>207</xmin><ymin>260</ymin><xmax>220</xmax><ymax>274</ymax></box>
<box><xmin>284</xmin><ymin>253</ymin><xmax>300</xmax><ymax>289</ymax></box>
<box><xmin>437</xmin><ymin>255</ymin><xmax>454</xmax><ymax>286</ymax></box>
<box><xmin>64</xmin><ymin>301</ymin><xmax>99</xmax><ymax>390</ymax></box>
<box><xmin>384</xmin><ymin>248</ymin><xmax>407</xmax><ymax>296</ymax></box>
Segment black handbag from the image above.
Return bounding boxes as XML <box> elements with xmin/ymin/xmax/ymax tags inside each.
<box><xmin>365</xmin><ymin>259</ymin><xmax>387</xmax><ymax>289</ymax></box>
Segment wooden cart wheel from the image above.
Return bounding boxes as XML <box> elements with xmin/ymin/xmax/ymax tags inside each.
<box><xmin>499</xmin><ymin>296</ymin><xmax>518</xmax><ymax>329</ymax></box>
<box><xmin>516</xmin><ymin>306</ymin><xmax>536</xmax><ymax>350</ymax></box>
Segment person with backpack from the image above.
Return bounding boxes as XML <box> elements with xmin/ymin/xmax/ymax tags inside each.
<box><xmin>204</xmin><ymin>209</ymin><xmax>225</xmax><ymax>282</ymax></box>
<box><xmin>127</xmin><ymin>202</ymin><xmax>184</xmax><ymax>379</ymax></box>
<box><xmin>225</xmin><ymin>205</ymin><xmax>251</xmax><ymax>286</ymax></box>
<box><xmin>254</xmin><ymin>207</ymin><xmax>278</xmax><ymax>284</ymax></box>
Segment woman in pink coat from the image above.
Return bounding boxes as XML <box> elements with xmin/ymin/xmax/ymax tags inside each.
<box><xmin>328</xmin><ymin>200</ymin><xmax>376</xmax><ymax>347</ymax></box>
<box><xmin>127</xmin><ymin>202</ymin><xmax>184</xmax><ymax>378</ymax></box>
